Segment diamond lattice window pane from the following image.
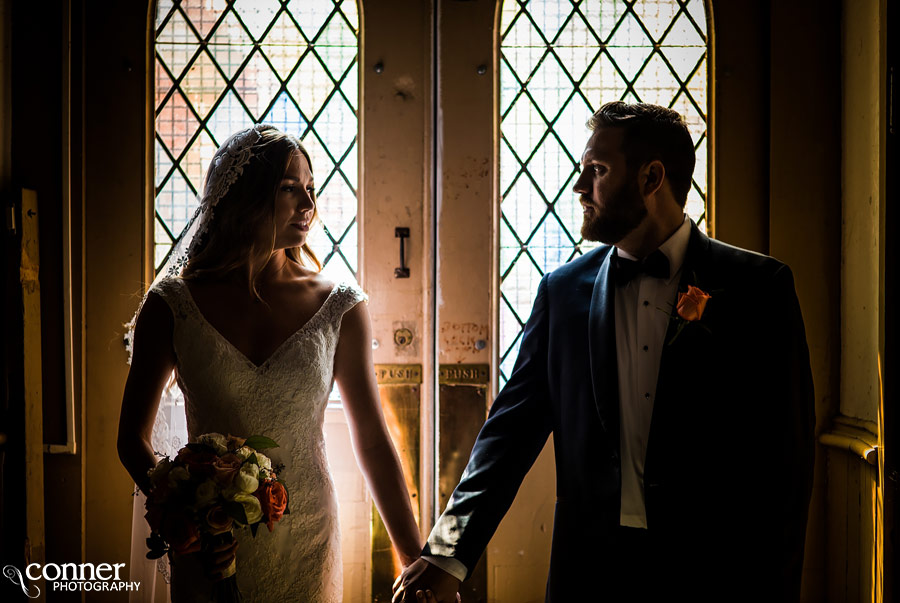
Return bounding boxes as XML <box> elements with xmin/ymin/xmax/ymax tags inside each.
<box><xmin>154</xmin><ymin>0</ymin><xmax>360</xmax><ymax>282</ymax></box>
<box><xmin>207</xmin><ymin>89</ymin><xmax>255</xmax><ymax>146</ymax></box>
<box><xmin>181</xmin><ymin>50</ymin><xmax>227</xmax><ymax>119</ymax></box>
<box><xmin>633</xmin><ymin>53</ymin><xmax>681</xmax><ymax>106</ymax></box>
<box><xmin>261</xmin><ymin>12</ymin><xmax>306</xmax><ymax>79</ymax></box>
<box><xmin>633</xmin><ymin>0</ymin><xmax>680</xmax><ymax>42</ymax></box>
<box><xmin>302</xmin><ymin>131</ymin><xmax>337</xmax><ymax>187</ymax></box>
<box><xmin>317</xmin><ymin>12</ymin><xmax>357</xmax><ymax>81</ymax></box>
<box><xmin>263</xmin><ymin>91</ymin><xmax>309</xmax><ymax>136</ymax></box>
<box><xmin>233</xmin><ymin>0</ymin><xmax>281</xmax><ymax>42</ymax></box>
<box><xmin>208</xmin><ymin>11</ymin><xmax>254</xmax><ymax>79</ymax></box>
<box><xmin>182</xmin><ymin>130</ymin><xmax>218</xmax><ymax>193</ymax></box>
<box><xmin>555</xmin><ymin>13</ymin><xmax>600</xmax><ymax>83</ymax></box>
<box><xmin>156</xmin><ymin>9</ymin><xmax>199</xmax><ymax>81</ymax></box>
<box><xmin>157</xmin><ymin>89</ymin><xmax>199</xmax><ymax>160</ymax></box>
<box><xmin>289</xmin><ymin>0</ymin><xmax>333</xmax><ymax>41</ymax></box>
<box><xmin>288</xmin><ymin>53</ymin><xmax>333</xmax><ymax>122</ymax></box>
<box><xmin>499</xmin><ymin>0</ymin><xmax>709</xmax><ymax>386</ymax></box>
<box><xmin>155</xmin><ymin>139</ymin><xmax>173</xmax><ymax>190</ymax></box>
<box><xmin>686</xmin><ymin>0</ymin><xmax>708</xmax><ymax>35</ymax></box>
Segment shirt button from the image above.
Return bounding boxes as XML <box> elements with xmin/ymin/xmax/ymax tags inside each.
<box><xmin>645</xmin><ymin>393</ymin><xmax>651</xmax><ymax>399</ymax></box>
<box><xmin>643</xmin><ymin>345</ymin><xmax>649</xmax><ymax>351</ymax></box>
<box><xmin>643</xmin><ymin>300</ymin><xmax>650</xmax><ymax>307</ymax></box>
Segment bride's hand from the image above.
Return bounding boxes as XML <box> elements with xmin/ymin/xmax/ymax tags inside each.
<box><xmin>205</xmin><ymin>538</ymin><xmax>238</xmax><ymax>582</ymax></box>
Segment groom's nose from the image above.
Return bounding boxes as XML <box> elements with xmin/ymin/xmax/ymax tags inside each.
<box><xmin>573</xmin><ymin>168</ymin><xmax>590</xmax><ymax>195</ymax></box>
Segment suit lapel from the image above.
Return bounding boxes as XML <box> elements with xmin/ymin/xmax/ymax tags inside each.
<box><xmin>587</xmin><ymin>247</ymin><xmax>618</xmax><ymax>445</ymax></box>
<box><xmin>646</xmin><ymin>222</ymin><xmax>712</xmax><ymax>460</ymax></box>
<box><xmin>661</xmin><ymin>222</ymin><xmax>712</xmax><ymax>347</ymax></box>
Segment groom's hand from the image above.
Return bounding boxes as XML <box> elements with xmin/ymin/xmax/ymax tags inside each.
<box><xmin>392</xmin><ymin>558</ymin><xmax>460</xmax><ymax>603</ymax></box>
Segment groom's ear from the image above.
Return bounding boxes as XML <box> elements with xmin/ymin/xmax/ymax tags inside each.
<box><xmin>640</xmin><ymin>160</ymin><xmax>666</xmax><ymax>197</ymax></box>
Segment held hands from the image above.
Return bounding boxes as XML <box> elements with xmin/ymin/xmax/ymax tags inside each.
<box><xmin>392</xmin><ymin>558</ymin><xmax>461</xmax><ymax>603</ymax></box>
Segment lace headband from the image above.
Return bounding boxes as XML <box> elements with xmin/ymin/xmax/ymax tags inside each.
<box><xmin>125</xmin><ymin>124</ymin><xmax>266</xmax><ymax>361</ymax></box>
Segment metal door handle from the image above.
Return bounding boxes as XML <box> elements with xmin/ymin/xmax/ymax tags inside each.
<box><xmin>395</xmin><ymin>227</ymin><xmax>410</xmax><ymax>278</ymax></box>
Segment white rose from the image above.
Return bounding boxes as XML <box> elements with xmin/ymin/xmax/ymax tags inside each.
<box><xmin>147</xmin><ymin>458</ymin><xmax>172</xmax><ymax>488</ymax></box>
<box><xmin>197</xmin><ymin>433</ymin><xmax>228</xmax><ymax>455</ymax></box>
<box><xmin>167</xmin><ymin>465</ymin><xmax>190</xmax><ymax>488</ymax></box>
<box><xmin>234</xmin><ymin>464</ymin><xmax>260</xmax><ymax>493</ymax></box>
<box><xmin>195</xmin><ymin>479</ymin><xmax>219</xmax><ymax>507</ymax></box>
<box><xmin>234</xmin><ymin>446</ymin><xmax>254</xmax><ymax>461</ymax></box>
<box><xmin>255</xmin><ymin>453</ymin><xmax>273</xmax><ymax>472</ymax></box>
<box><xmin>231</xmin><ymin>492</ymin><xmax>263</xmax><ymax>525</ymax></box>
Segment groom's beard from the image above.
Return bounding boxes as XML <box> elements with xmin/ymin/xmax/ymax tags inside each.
<box><xmin>581</xmin><ymin>176</ymin><xmax>647</xmax><ymax>244</ymax></box>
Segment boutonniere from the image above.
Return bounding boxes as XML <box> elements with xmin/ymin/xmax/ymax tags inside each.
<box><xmin>667</xmin><ymin>284</ymin><xmax>712</xmax><ymax>346</ymax></box>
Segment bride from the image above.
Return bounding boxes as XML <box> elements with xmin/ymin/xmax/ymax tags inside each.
<box><xmin>117</xmin><ymin>124</ymin><xmax>422</xmax><ymax>601</ymax></box>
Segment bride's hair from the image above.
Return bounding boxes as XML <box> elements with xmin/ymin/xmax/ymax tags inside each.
<box><xmin>182</xmin><ymin>125</ymin><xmax>322</xmax><ymax>299</ymax></box>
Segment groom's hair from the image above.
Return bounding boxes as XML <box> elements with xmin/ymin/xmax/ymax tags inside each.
<box><xmin>587</xmin><ymin>102</ymin><xmax>696</xmax><ymax>208</ymax></box>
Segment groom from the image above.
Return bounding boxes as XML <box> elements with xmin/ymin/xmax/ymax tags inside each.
<box><xmin>394</xmin><ymin>102</ymin><xmax>815</xmax><ymax>602</ymax></box>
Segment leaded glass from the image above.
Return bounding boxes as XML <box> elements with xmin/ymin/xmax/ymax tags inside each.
<box><xmin>499</xmin><ymin>0</ymin><xmax>709</xmax><ymax>385</ymax></box>
<box><xmin>154</xmin><ymin>0</ymin><xmax>359</xmax><ymax>285</ymax></box>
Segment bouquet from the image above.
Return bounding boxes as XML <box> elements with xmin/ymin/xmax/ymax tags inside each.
<box><xmin>143</xmin><ymin>433</ymin><xmax>290</xmax><ymax>602</ymax></box>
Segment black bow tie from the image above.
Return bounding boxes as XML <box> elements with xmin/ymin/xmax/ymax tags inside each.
<box><xmin>613</xmin><ymin>249</ymin><xmax>670</xmax><ymax>285</ymax></box>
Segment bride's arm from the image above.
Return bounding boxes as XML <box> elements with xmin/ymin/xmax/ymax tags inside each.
<box><xmin>117</xmin><ymin>292</ymin><xmax>176</xmax><ymax>495</ymax></box>
<box><xmin>334</xmin><ymin>301</ymin><xmax>423</xmax><ymax>567</ymax></box>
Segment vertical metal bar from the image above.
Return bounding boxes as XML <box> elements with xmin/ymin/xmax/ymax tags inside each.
<box><xmin>45</xmin><ymin>0</ymin><xmax>76</xmax><ymax>456</ymax></box>
<box><xmin>20</xmin><ymin>188</ymin><xmax>47</xmax><ymax>602</ymax></box>
<box><xmin>427</xmin><ymin>0</ymin><xmax>440</xmax><ymax>531</ymax></box>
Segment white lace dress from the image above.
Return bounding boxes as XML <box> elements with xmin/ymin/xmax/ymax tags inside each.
<box><xmin>150</xmin><ymin>276</ymin><xmax>366</xmax><ymax>603</ymax></box>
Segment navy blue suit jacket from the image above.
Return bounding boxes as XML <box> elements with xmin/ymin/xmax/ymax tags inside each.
<box><xmin>425</xmin><ymin>222</ymin><xmax>815</xmax><ymax>601</ymax></box>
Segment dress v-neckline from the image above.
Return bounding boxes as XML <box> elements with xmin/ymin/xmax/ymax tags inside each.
<box><xmin>175</xmin><ymin>277</ymin><xmax>339</xmax><ymax>370</ymax></box>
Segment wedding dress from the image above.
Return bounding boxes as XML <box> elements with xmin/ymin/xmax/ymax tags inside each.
<box><xmin>149</xmin><ymin>275</ymin><xmax>366</xmax><ymax>602</ymax></box>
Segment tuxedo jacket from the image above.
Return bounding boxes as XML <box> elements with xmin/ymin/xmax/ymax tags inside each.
<box><xmin>425</xmin><ymin>222</ymin><xmax>815</xmax><ymax>601</ymax></box>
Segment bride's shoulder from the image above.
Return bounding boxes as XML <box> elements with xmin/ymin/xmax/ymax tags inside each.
<box><xmin>294</xmin><ymin>272</ymin><xmax>367</xmax><ymax>322</ymax></box>
<box><xmin>146</xmin><ymin>274</ymin><xmax>188</xmax><ymax>306</ymax></box>
<box><xmin>329</xmin><ymin>279</ymin><xmax>368</xmax><ymax>307</ymax></box>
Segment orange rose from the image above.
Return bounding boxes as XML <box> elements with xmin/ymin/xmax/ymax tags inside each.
<box><xmin>676</xmin><ymin>285</ymin><xmax>711</xmax><ymax>322</ymax></box>
<box><xmin>205</xmin><ymin>505</ymin><xmax>234</xmax><ymax>535</ymax></box>
<box><xmin>212</xmin><ymin>453</ymin><xmax>243</xmax><ymax>485</ymax></box>
<box><xmin>163</xmin><ymin>511</ymin><xmax>201</xmax><ymax>554</ymax></box>
<box><xmin>254</xmin><ymin>481</ymin><xmax>288</xmax><ymax>532</ymax></box>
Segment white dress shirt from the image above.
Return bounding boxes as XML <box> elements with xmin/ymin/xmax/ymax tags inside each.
<box><xmin>616</xmin><ymin>214</ymin><xmax>691</xmax><ymax>528</ymax></box>
<box><xmin>424</xmin><ymin>216</ymin><xmax>693</xmax><ymax>579</ymax></box>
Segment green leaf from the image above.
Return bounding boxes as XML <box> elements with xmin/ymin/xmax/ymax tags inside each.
<box><xmin>245</xmin><ymin>453</ymin><xmax>259</xmax><ymax>467</ymax></box>
<box><xmin>244</xmin><ymin>435</ymin><xmax>279</xmax><ymax>450</ymax></box>
<box><xmin>224</xmin><ymin>500</ymin><xmax>249</xmax><ymax>526</ymax></box>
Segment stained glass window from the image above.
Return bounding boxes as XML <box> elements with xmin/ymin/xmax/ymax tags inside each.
<box><xmin>499</xmin><ymin>0</ymin><xmax>709</xmax><ymax>385</ymax></box>
<box><xmin>154</xmin><ymin>0</ymin><xmax>359</xmax><ymax>284</ymax></box>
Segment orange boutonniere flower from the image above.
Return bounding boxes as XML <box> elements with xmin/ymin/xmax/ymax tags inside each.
<box><xmin>666</xmin><ymin>284</ymin><xmax>712</xmax><ymax>346</ymax></box>
<box><xmin>676</xmin><ymin>285</ymin><xmax>712</xmax><ymax>322</ymax></box>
